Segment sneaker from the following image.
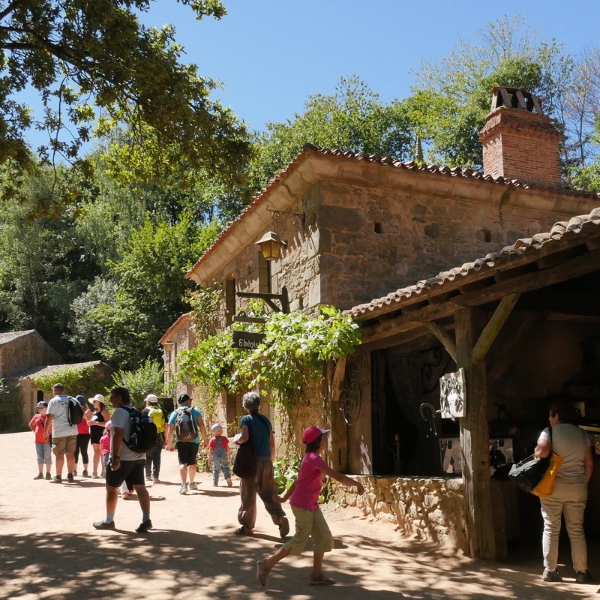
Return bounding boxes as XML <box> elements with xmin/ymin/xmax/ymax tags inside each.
<box><xmin>188</xmin><ymin>482</ymin><xmax>198</xmax><ymax>491</ymax></box>
<box><xmin>92</xmin><ymin>471</ymin><xmax>99</xmax><ymax>479</ymax></box>
<box><xmin>100</xmin><ymin>470</ymin><xmax>106</xmax><ymax>478</ymax></box>
<box><xmin>73</xmin><ymin>470</ymin><xmax>77</xmax><ymax>476</ymax></box>
<box><xmin>121</xmin><ymin>492</ymin><xmax>130</xmax><ymax>500</ymax></box>
<box><xmin>279</xmin><ymin>516</ymin><xmax>290</xmax><ymax>538</ymax></box>
<box><xmin>33</xmin><ymin>473</ymin><xmax>44</xmax><ymax>480</ymax></box>
<box><xmin>67</xmin><ymin>474</ymin><xmax>75</xmax><ymax>484</ymax></box>
<box><xmin>152</xmin><ymin>477</ymin><xmax>160</xmax><ymax>484</ymax></box>
<box><xmin>45</xmin><ymin>473</ymin><xmax>51</xmax><ymax>480</ymax></box>
<box><xmin>49</xmin><ymin>476</ymin><xmax>62</xmax><ymax>483</ymax></box>
<box><xmin>82</xmin><ymin>470</ymin><xmax>89</xmax><ymax>477</ymax></box>
<box><xmin>179</xmin><ymin>484</ymin><xmax>188</xmax><ymax>495</ymax></box>
<box><xmin>146</xmin><ymin>475</ymin><xmax>152</xmax><ymax>481</ymax></box>
<box><xmin>93</xmin><ymin>520</ymin><xmax>116</xmax><ymax>530</ymax></box>
<box><xmin>135</xmin><ymin>519</ymin><xmax>153</xmax><ymax>533</ymax></box>
<box><xmin>542</xmin><ymin>569</ymin><xmax>562</xmax><ymax>582</ymax></box>
<box><xmin>575</xmin><ymin>570</ymin><xmax>593</xmax><ymax>584</ymax></box>
<box><xmin>213</xmin><ymin>481</ymin><xmax>218</xmax><ymax>487</ymax></box>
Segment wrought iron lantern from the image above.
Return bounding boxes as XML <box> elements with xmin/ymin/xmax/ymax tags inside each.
<box><xmin>255</xmin><ymin>231</ymin><xmax>287</xmax><ymax>261</ymax></box>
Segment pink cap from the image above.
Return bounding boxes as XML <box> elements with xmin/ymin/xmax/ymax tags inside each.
<box><xmin>302</xmin><ymin>426</ymin><xmax>330</xmax><ymax>444</ymax></box>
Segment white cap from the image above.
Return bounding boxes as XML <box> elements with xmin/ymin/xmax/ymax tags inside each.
<box><xmin>144</xmin><ymin>394</ymin><xmax>159</xmax><ymax>404</ymax></box>
<box><xmin>211</xmin><ymin>423</ymin><xmax>223</xmax><ymax>433</ymax></box>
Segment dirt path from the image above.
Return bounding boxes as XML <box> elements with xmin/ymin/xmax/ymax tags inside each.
<box><xmin>0</xmin><ymin>431</ymin><xmax>596</xmax><ymax>599</ymax></box>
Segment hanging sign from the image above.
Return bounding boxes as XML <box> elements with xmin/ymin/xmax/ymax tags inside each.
<box><xmin>439</xmin><ymin>368</ymin><xmax>466</xmax><ymax>419</ymax></box>
<box><xmin>232</xmin><ymin>331</ymin><xmax>266</xmax><ymax>350</ymax></box>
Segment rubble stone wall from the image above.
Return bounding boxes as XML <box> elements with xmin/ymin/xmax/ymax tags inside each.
<box><xmin>331</xmin><ymin>476</ymin><xmax>467</xmax><ymax>551</ymax></box>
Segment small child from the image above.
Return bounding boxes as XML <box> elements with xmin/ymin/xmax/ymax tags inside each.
<box><xmin>29</xmin><ymin>401</ymin><xmax>52</xmax><ymax>480</ymax></box>
<box><xmin>208</xmin><ymin>423</ymin><xmax>233</xmax><ymax>487</ymax></box>
<box><xmin>256</xmin><ymin>426</ymin><xmax>364</xmax><ymax>587</ymax></box>
<box><xmin>100</xmin><ymin>421</ymin><xmax>111</xmax><ymax>476</ymax></box>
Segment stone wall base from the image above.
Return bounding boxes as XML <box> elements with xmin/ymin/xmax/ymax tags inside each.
<box><xmin>331</xmin><ymin>476</ymin><xmax>467</xmax><ymax>552</ymax></box>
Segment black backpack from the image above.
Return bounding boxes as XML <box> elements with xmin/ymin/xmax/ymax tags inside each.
<box><xmin>175</xmin><ymin>407</ymin><xmax>198</xmax><ymax>442</ymax></box>
<box><xmin>122</xmin><ymin>406</ymin><xmax>158</xmax><ymax>453</ymax></box>
<box><xmin>67</xmin><ymin>396</ymin><xmax>84</xmax><ymax>426</ymax></box>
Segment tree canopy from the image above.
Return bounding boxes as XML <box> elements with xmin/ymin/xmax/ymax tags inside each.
<box><xmin>0</xmin><ymin>0</ymin><xmax>251</xmax><ymax>184</ymax></box>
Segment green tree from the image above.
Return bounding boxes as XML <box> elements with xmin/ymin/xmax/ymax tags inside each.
<box><xmin>249</xmin><ymin>76</ymin><xmax>416</xmax><ymax>189</ymax></box>
<box><xmin>111</xmin><ymin>358</ymin><xmax>164</xmax><ymax>408</ymax></box>
<box><xmin>0</xmin><ymin>0</ymin><xmax>251</xmax><ymax>186</ymax></box>
<box><xmin>71</xmin><ymin>217</ymin><xmax>221</xmax><ymax>369</ymax></box>
<box><xmin>410</xmin><ymin>15</ymin><xmax>573</xmax><ymax>169</ymax></box>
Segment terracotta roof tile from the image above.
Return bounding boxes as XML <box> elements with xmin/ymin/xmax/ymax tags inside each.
<box><xmin>187</xmin><ymin>145</ymin><xmax>600</xmax><ymax>280</ymax></box>
<box><xmin>347</xmin><ymin>207</ymin><xmax>600</xmax><ymax>319</ymax></box>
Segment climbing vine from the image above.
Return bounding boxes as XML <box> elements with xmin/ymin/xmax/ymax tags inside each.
<box><xmin>32</xmin><ymin>364</ymin><xmax>111</xmax><ymax>397</ymax></box>
<box><xmin>177</xmin><ymin>288</ymin><xmax>361</xmax><ymax>411</ymax></box>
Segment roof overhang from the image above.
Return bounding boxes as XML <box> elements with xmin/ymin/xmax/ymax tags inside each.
<box><xmin>159</xmin><ymin>313</ymin><xmax>191</xmax><ymax>345</ymax></box>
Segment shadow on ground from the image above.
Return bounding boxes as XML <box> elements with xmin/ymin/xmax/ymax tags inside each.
<box><xmin>0</xmin><ymin>528</ymin><xmax>595</xmax><ymax>600</ymax></box>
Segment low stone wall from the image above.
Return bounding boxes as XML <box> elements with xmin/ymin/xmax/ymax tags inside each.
<box><xmin>331</xmin><ymin>476</ymin><xmax>467</xmax><ymax>552</ymax></box>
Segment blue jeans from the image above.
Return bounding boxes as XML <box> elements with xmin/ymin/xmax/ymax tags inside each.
<box><xmin>146</xmin><ymin>438</ymin><xmax>163</xmax><ymax>478</ymax></box>
<box><xmin>212</xmin><ymin>449</ymin><xmax>231</xmax><ymax>482</ymax></box>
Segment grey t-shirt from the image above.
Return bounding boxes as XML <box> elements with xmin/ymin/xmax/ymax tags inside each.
<box><xmin>111</xmin><ymin>406</ymin><xmax>145</xmax><ymax>462</ymax></box>
<box><xmin>539</xmin><ymin>424</ymin><xmax>591</xmax><ymax>484</ymax></box>
<box><xmin>46</xmin><ymin>394</ymin><xmax>78</xmax><ymax>438</ymax></box>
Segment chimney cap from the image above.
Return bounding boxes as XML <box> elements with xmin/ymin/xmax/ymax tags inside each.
<box><xmin>491</xmin><ymin>87</ymin><xmax>545</xmax><ymax>116</ymax></box>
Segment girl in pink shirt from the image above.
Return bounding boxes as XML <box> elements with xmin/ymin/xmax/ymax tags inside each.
<box><xmin>256</xmin><ymin>426</ymin><xmax>364</xmax><ymax>587</ymax></box>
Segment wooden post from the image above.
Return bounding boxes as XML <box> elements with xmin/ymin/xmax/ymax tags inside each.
<box><xmin>455</xmin><ymin>307</ymin><xmax>496</xmax><ymax>560</ymax></box>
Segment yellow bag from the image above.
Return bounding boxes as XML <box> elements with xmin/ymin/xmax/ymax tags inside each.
<box><xmin>531</xmin><ymin>452</ymin><xmax>564</xmax><ymax>498</ymax></box>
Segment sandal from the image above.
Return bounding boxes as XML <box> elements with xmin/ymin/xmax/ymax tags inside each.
<box><xmin>234</xmin><ymin>526</ymin><xmax>252</xmax><ymax>535</ymax></box>
<box><xmin>256</xmin><ymin>560</ymin><xmax>269</xmax><ymax>587</ymax></box>
<box><xmin>310</xmin><ymin>574</ymin><xmax>336</xmax><ymax>585</ymax></box>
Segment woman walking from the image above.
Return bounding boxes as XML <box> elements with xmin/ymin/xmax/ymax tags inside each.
<box><xmin>89</xmin><ymin>394</ymin><xmax>110</xmax><ymax>478</ymax></box>
<box><xmin>235</xmin><ymin>392</ymin><xmax>289</xmax><ymax>537</ymax></box>
<box><xmin>256</xmin><ymin>426</ymin><xmax>364</xmax><ymax>587</ymax></box>
<box><xmin>73</xmin><ymin>395</ymin><xmax>91</xmax><ymax>477</ymax></box>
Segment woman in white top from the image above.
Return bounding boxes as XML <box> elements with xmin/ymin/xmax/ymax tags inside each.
<box><xmin>535</xmin><ymin>404</ymin><xmax>594</xmax><ymax>584</ymax></box>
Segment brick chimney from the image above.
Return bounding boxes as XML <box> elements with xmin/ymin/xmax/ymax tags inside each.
<box><xmin>478</xmin><ymin>87</ymin><xmax>562</xmax><ymax>186</ymax></box>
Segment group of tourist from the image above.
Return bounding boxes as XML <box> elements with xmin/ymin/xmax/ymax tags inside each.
<box><xmin>29</xmin><ymin>383</ymin><xmax>593</xmax><ymax>586</ymax></box>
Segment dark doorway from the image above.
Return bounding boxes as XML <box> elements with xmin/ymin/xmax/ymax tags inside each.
<box><xmin>37</xmin><ymin>390</ymin><xmax>44</xmax><ymax>403</ymax></box>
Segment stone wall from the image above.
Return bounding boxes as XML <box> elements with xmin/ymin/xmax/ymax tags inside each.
<box><xmin>331</xmin><ymin>476</ymin><xmax>467</xmax><ymax>551</ymax></box>
<box><xmin>0</xmin><ymin>331</ymin><xmax>62</xmax><ymax>380</ymax></box>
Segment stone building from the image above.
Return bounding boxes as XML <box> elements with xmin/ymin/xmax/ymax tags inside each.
<box><xmin>0</xmin><ymin>330</ymin><xmax>62</xmax><ymax>381</ymax></box>
<box><xmin>164</xmin><ymin>88</ymin><xmax>600</xmax><ymax>556</ymax></box>
<box><xmin>159</xmin><ymin>313</ymin><xmax>195</xmax><ymax>400</ymax></box>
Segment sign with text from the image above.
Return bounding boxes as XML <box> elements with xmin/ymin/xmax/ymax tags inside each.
<box><xmin>232</xmin><ymin>331</ymin><xmax>266</xmax><ymax>351</ymax></box>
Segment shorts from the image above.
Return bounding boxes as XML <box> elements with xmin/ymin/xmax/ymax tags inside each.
<box><xmin>282</xmin><ymin>506</ymin><xmax>333</xmax><ymax>556</ymax></box>
<box><xmin>52</xmin><ymin>435</ymin><xmax>77</xmax><ymax>456</ymax></box>
<box><xmin>105</xmin><ymin>459</ymin><xmax>146</xmax><ymax>489</ymax></box>
<box><xmin>36</xmin><ymin>442</ymin><xmax>52</xmax><ymax>465</ymax></box>
<box><xmin>176</xmin><ymin>441</ymin><xmax>199</xmax><ymax>466</ymax></box>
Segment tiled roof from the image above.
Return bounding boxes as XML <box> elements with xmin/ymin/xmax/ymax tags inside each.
<box><xmin>347</xmin><ymin>207</ymin><xmax>600</xmax><ymax>319</ymax></box>
<box><xmin>0</xmin><ymin>330</ymin><xmax>35</xmax><ymax>345</ymax></box>
<box><xmin>159</xmin><ymin>313</ymin><xmax>190</xmax><ymax>345</ymax></box>
<box><xmin>12</xmin><ymin>360</ymin><xmax>106</xmax><ymax>381</ymax></box>
<box><xmin>186</xmin><ymin>144</ymin><xmax>600</xmax><ymax>279</ymax></box>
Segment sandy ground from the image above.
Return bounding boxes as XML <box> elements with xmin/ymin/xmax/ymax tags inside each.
<box><xmin>0</xmin><ymin>430</ymin><xmax>598</xmax><ymax>600</ymax></box>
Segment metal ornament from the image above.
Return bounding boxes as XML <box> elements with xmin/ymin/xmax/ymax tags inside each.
<box><xmin>439</xmin><ymin>368</ymin><xmax>466</xmax><ymax>419</ymax></box>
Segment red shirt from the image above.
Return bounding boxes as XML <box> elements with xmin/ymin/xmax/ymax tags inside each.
<box><xmin>209</xmin><ymin>436</ymin><xmax>229</xmax><ymax>450</ymax></box>
<box><xmin>30</xmin><ymin>414</ymin><xmax>47</xmax><ymax>444</ymax></box>
<box><xmin>77</xmin><ymin>418</ymin><xmax>90</xmax><ymax>435</ymax></box>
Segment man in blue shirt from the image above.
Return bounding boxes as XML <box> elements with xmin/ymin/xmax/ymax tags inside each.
<box><xmin>165</xmin><ymin>393</ymin><xmax>208</xmax><ymax>494</ymax></box>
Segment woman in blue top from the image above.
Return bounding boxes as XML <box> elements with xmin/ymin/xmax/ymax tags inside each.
<box><xmin>235</xmin><ymin>392</ymin><xmax>289</xmax><ymax>538</ymax></box>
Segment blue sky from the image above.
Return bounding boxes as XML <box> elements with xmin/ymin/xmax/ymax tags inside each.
<box><xmin>17</xmin><ymin>0</ymin><xmax>600</xmax><ymax>148</ymax></box>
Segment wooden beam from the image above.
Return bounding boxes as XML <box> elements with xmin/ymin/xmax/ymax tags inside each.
<box><xmin>424</xmin><ymin>321</ymin><xmax>457</xmax><ymax>362</ymax></box>
<box><xmin>456</xmin><ymin>307</ymin><xmax>496</xmax><ymax>560</ymax></box>
<box><xmin>471</xmin><ymin>293</ymin><xmax>520</xmax><ymax>364</ymax></box>
<box><xmin>232</xmin><ymin>315</ymin><xmax>267</xmax><ymax>324</ymax></box>
<box><xmin>330</xmin><ymin>356</ymin><xmax>347</xmax><ymax>401</ymax></box>
<box><xmin>361</xmin><ymin>247</ymin><xmax>600</xmax><ymax>344</ymax></box>
<box><xmin>545</xmin><ymin>313</ymin><xmax>600</xmax><ymax>324</ymax></box>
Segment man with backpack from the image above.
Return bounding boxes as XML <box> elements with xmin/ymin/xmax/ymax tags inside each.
<box><xmin>93</xmin><ymin>386</ymin><xmax>153</xmax><ymax>533</ymax></box>
<box><xmin>165</xmin><ymin>393</ymin><xmax>208</xmax><ymax>495</ymax></box>
<box><xmin>142</xmin><ymin>394</ymin><xmax>166</xmax><ymax>484</ymax></box>
<box><xmin>44</xmin><ymin>383</ymin><xmax>79</xmax><ymax>484</ymax></box>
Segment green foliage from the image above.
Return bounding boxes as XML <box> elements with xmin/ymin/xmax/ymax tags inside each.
<box><xmin>410</xmin><ymin>15</ymin><xmax>574</xmax><ymax>168</ymax></box>
<box><xmin>0</xmin><ymin>0</ymin><xmax>251</xmax><ymax>186</ymax></box>
<box><xmin>0</xmin><ymin>379</ymin><xmax>22</xmax><ymax>431</ymax></box>
<box><xmin>32</xmin><ymin>364</ymin><xmax>102</xmax><ymax>396</ymax></box>
<box><xmin>273</xmin><ymin>456</ymin><xmax>302</xmax><ymax>494</ymax></box>
<box><xmin>178</xmin><ymin>303</ymin><xmax>362</xmax><ymax>410</ymax></box>
<box><xmin>250</xmin><ymin>76</ymin><xmax>416</xmax><ymax>189</ymax></box>
<box><xmin>111</xmin><ymin>358</ymin><xmax>164</xmax><ymax>409</ymax></box>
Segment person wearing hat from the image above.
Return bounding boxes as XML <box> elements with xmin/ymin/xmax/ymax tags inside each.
<box><xmin>142</xmin><ymin>394</ymin><xmax>166</xmax><ymax>484</ymax></box>
<box><xmin>89</xmin><ymin>394</ymin><xmax>110</xmax><ymax>478</ymax></box>
<box><xmin>29</xmin><ymin>401</ymin><xmax>52</xmax><ymax>480</ymax></box>
<box><xmin>73</xmin><ymin>395</ymin><xmax>92</xmax><ymax>477</ymax></box>
<box><xmin>256</xmin><ymin>426</ymin><xmax>364</xmax><ymax>588</ymax></box>
<box><xmin>208</xmin><ymin>423</ymin><xmax>233</xmax><ymax>487</ymax></box>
